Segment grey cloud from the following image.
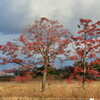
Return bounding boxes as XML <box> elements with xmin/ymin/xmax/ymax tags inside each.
<box><xmin>0</xmin><ymin>0</ymin><xmax>100</xmax><ymax>34</ymax></box>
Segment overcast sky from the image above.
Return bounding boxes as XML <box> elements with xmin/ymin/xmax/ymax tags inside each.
<box><xmin>0</xmin><ymin>0</ymin><xmax>100</xmax><ymax>43</ymax></box>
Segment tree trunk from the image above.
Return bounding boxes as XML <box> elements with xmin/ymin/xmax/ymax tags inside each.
<box><xmin>41</xmin><ymin>64</ymin><xmax>48</xmax><ymax>92</ymax></box>
<box><xmin>83</xmin><ymin>63</ymin><xmax>86</xmax><ymax>100</ymax></box>
<box><xmin>41</xmin><ymin>70</ymin><xmax>47</xmax><ymax>92</ymax></box>
<box><xmin>83</xmin><ymin>65</ymin><xmax>86</xmax><ymax>90</ymax></box>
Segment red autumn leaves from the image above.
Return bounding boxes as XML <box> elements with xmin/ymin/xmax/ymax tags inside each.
<box><xmin>0</xmin><ymin>18</ymin><xmax>100</xmax><ymax>84</ymax></box>
<box><xmin>67</xmin><ymin>18</ymin><xmax>100</xmax><ymax>85</ymax></box>
<box><xmin>12</xmin><ymin>72</ymin><xmax>31</xmax><ymax>82</ymax></box>
<box><xmin>66</xmin><ymin>67</ymin><xmax>100</xmax><ymax>84</ymax></box>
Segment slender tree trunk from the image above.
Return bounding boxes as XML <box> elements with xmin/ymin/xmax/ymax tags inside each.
<box><xmin>83</xmin><ymin>61</ymin><xmax>86</xmax><ymax>100</ymax></box>
<box><xmin>41</xmin><ymin>51</ymin><xmax>49</xmax><ymax>92</ymax></box>
<box><xmin>83</xmin><ymin>65</ymin><xmax>86</xmax><ymax>90</ymax></box>
<box><xmin>41</xmin><ymin>64</ymin><xmax>48</xmax><ymax>92</ymax></box>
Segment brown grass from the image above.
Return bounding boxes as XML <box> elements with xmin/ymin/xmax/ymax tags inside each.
<box><xmin>0</xmin><ymin>80</ymin><xmax>99</xmax><ymax>100</ymax></box>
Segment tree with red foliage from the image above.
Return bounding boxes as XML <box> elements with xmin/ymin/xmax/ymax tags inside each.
<box><xmin>89</xmin><ymin>59</ymin><xmax>100</xmax><ymax>72</ymax></box>
<box><xmin>68</xmin><ymin>18</ymin><xmax>100</xmax><ymax>88</ymax></box>
<box><xmin>0</xmin><ymin>17</ymin><xmax>71</xmax><ymax>92</ymax></box>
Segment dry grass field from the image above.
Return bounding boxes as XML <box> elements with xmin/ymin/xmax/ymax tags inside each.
<box><xmin>0</xmin><ymin>80</ymin><xmax>99</xmax><ymax>100</ymax></box>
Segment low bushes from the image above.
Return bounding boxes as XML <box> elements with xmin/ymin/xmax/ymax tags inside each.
<box><xmin>0</xmin><ymin>76</ymin><xmax>15</xmax><ymax>81</ymax></box>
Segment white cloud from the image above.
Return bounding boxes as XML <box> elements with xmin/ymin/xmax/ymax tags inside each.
<box><xmin>0</xmin><ymin>0</ymin><xmax>100</xmax><ymax>34</ymax></box>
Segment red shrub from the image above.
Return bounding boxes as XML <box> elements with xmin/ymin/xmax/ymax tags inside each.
<box><xmin>12</xmin><ymin>72</ymin><xmax>31</xmax><ymax>83</ymax></box>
